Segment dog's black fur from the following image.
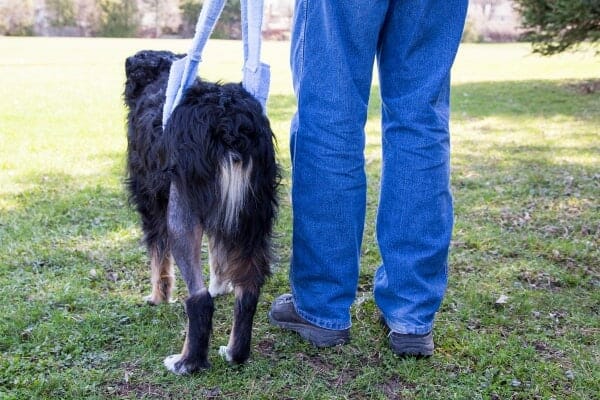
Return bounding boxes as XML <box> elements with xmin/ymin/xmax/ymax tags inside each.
<box><xmin>124</xmin><ymin>50</ymin><xmax>278</xmax><ymax>374</ymax></box>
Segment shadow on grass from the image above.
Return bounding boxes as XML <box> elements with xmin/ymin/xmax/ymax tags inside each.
<box><xmin>451</xmin><ymin>79</ymin><xmax>600</xmax><ymax>119</ymax></box>
<box><xmin>366</xmin><ymin>79</ymin><xmax>600</xmax><ymax>120</ymax></box>
<box><xmin>0</xmin><ymin>156</ymin><xmax>149</xmax><ymax>317</ymax></box>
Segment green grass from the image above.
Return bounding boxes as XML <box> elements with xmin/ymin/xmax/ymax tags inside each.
<box><xmin>0</xmin><ymin>38</ymin><xmax>598</xmax><ymax>399</ymax></box>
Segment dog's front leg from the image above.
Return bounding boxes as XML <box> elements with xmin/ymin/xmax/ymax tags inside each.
<box><xmin>163</xmin><ymin>183</ymin><xmax>213</xmax><ymax>374</ymax></box>
<box><xmin>144</xmin><ymin>245</ymin><xmax>175</xmax><ymax>305</ymax></box>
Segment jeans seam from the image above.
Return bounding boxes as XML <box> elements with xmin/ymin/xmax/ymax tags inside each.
<box><xmin>298</xmin><ymin>0</ymin><xmax>307</xmax><ymax>78</ymax></box>
<box><xmin>289</xmin><ymin>0</ymin><xmax>307</xmax><ymax>181</ymax></box>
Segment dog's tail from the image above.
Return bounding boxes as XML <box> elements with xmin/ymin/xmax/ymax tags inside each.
<box><xmin>219</xmin><ymin>154</ymin><xmax>253</xmax><ymax>233</ymax></box>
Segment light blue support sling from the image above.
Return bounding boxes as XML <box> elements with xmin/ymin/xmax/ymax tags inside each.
<box><xmin>162</xmin><ymin>0</ymin><xmax>270</xmax><ymax>129</ymax></box>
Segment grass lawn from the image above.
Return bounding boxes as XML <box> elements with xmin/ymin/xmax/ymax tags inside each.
<box><xmin>0</xmin><ymin>37</ymin><xmax>598</xmax><ymax>399</ymax></box>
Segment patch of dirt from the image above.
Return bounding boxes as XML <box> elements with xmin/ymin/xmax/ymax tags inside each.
<box><xmin>517</xmin><ymin>270</ymin><xmax>563</xmax><ymax>291</ymax></box>
<box><xmin>295</xmin><ymin>351</ymin><xmax>364</xmax><ymax>389</ymax></box>
<box><xmin>108</xmin><ymin>382</ymin><xmax>169</xmax><ymax>399</ymax></box>
<box><xmin>104</xmin><ymin>362</ymin><xmax>176</xmax><ymax>399</ymax></box>
<box><xmin>532</xmin><ymin>340</ymin><xmax>568</xmax><ymax>363</ymax></box>
<box><xmin>376</xmin><ymin>376</ymin><xmax>417</xmax><ymax>400</ymax></box>
<box><xmin>295</xmin><ymin>352</ymin><xmax>335</xmax><ymax>373</ymax></box>
<box><xmin>499</xmin><ymin>207</ymin><xmax>532</xmax><ymax>231</ymax></box>
<box><xmin>256</xmin><ymin>337</ymin><xmax>278</xmax><ymax>359</ymax></box>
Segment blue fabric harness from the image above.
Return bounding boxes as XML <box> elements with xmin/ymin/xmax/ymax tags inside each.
<box><xmin>162</xmin><ymin>0</ymin><xmax>270</xmax><ymax>129</ymax></box>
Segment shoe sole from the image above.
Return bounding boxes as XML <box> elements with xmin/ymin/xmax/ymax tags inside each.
<box><xmin>268</xmin><ymin>312</ymin><xmax>349</xmax><ymax>348</ymax></box>
<box><xmin>389</xmin><ymin>332</ymin><xmax>434</xmax><ymax>357</ymax></box>
<box><xmin>380</xmin><ymin>315</ymin><xmax>434</xmax><ymax>357</ymax></box>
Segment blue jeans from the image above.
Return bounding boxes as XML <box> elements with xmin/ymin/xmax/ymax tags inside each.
<box><xmin>289</xmin><ymin>0</ymin><xmax>467</xmax><ymax>334</ymax></box>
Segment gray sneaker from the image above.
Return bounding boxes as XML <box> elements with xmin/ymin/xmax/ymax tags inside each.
<box><xmin>381</xmin><ymin>316</ymin><xmax>434</xmax><ymax>357</ymax></box>
<box><xmin>268</xmin><ymin>294</ymin><xmax>350</xmax><ymax>347</ymax></box>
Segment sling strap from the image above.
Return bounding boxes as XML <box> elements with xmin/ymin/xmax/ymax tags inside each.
<box><xmin>162</xmin><ymin>0</ymin><xmax>271</xmax><ymax>129</ymax></box>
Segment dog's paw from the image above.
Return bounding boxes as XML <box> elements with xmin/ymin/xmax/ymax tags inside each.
<box><xmin>164</xmin><ymin>354</ymin><xmax>210</xmax><ymax>375</ymax></box>
<box><xmin>164</xmin><ymin>354</ymin><xmax>188</xmax><ymax>375</ymax></box>
<box><xmin>208</xmin><ymin>282</ymin><xmax>233</xmax><ymax>297</ymax></box>
<box><xmin>144</xmin><ymin>294</ymin><xmax>175</xmax><ymax>305</ymax></box>
<box><xmin>144</xmin><ymin>294</ymin><xmax>162</xmax><ymax>305</ymax></box>
<box><xmin>219</xmin><ymin>346</ymin><xmax>233</xmax><ymax>363</ymax></box>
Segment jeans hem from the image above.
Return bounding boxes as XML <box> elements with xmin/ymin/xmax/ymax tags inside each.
<box><xmin>383</xmin><ymin>317</ymin><xmax>434</xmax><ymax>336</ymax></box>
<box><xmin>295</xmin><ymin>306</ymin><xmax>352</xmax><ymax>331</ymax></box>
<box><xmin>291</xmin><ymin>287</ymin><xmax>352</xmax><ymax>331</ymax></box>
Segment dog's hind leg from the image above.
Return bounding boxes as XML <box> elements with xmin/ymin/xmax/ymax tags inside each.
<box><xmin>207</xmin><ymin>237</ymin><xmax>233</xmax><ymax>297</ymax></box>
<box><xmin>163</xmin><ymin>183</ymin><xmax>213</xmax><ymax>374</ymax></box>
<box><xmin>219</xmin><ymin>283</ymin><xmax>260</xmax><ymax>365</ymax></box>
<box><xmin>218</xmin><ymin>249</ymin><xmax>269</xmax><ymax>365</ymax></box>
<box><xmin>144</xmin><ymin>245</ymin><xmax>174</xmax><ymax>305</ymax></box>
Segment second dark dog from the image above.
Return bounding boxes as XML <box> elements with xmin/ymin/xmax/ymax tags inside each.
<box><xmin>124</xmin><ymin>50</ymin><xmax>279</xmax><ymax>374</ymax></box>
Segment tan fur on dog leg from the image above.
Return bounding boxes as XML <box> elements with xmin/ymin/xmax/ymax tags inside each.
<box><xmin>145</xmin><ymin>246</ymin><xmax>175</xmax><ymax>305</ymax></box>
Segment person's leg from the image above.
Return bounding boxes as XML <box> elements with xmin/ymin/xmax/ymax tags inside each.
<box><xmin>374</xmin><ymin>0</ymin><xmax>467</xmax><ymax>342</ymax></box>
<box><xmin>286</xmin><ymin>1</ymin><xmax>387</xmax><ymax>330</ymax></box>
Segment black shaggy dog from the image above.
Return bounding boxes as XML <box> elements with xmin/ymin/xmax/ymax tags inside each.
<box><xmin>124</xmin><ymin>50</ymin><xmax>278</xmax><ymax>374</ymax></box>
